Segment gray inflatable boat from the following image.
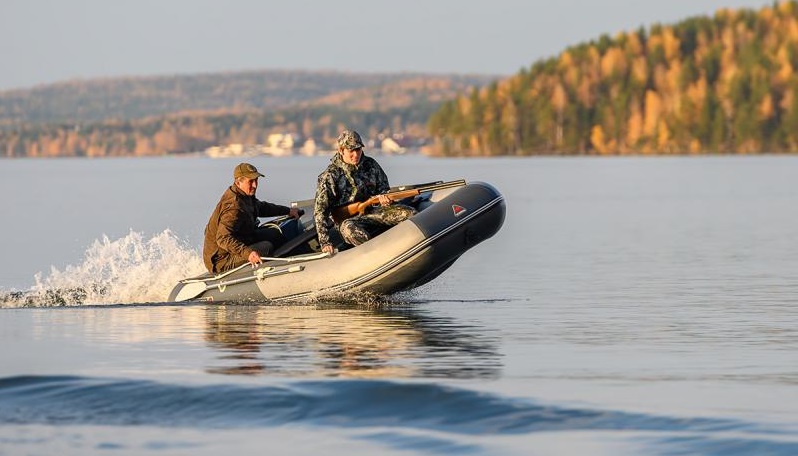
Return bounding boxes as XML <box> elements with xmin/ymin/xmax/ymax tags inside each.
<box><xmin>168</xmin><ymin>179</ymin><xmax>506</xmax><ymax>302</ymax></box>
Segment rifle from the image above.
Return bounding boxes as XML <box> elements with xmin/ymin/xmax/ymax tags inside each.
<box><xmin>330</xmin><ymin>179</ymin><xmax>466</xmax><ymax>224</ymax></box>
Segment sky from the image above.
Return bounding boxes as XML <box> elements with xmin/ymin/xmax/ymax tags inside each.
<box><xmin>0</xmin><ymin>0</ymin><xmax>777</xmax><ymax>91</ymax></box>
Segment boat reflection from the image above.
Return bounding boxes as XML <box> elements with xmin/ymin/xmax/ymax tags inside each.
<box><xmin>203</xmin><ymin>301</ymin><xmax>502</xmax><ymax>379</ymax></box>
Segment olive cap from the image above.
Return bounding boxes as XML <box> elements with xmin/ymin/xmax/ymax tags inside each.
<box><xmin>233</xmin><ymin>162</ymin><xmax>264</xmax><ymax>179</ymax></box>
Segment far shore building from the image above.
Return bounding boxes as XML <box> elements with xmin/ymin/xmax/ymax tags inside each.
<box><xmin>299</xmin><ymin>138</ymin><xmax>318</xmax><ymax>156</ymax></box>
<box><xmin>205</xmin><ymin>133</ymin><xmax>302</xmax><ymax>158</ymax></box>
<box><xmin>380</xmin><ymin>137</ymin><xmax>406</xmax><ymax>154</ymax></box>
<box><xmin>204</xmin><ymin>132</ymin><xmax>425</xmax><ymax>158</ymax></box>
<box><xmin>379</xmin><ymin>133</ymin><xmax>425</xmax><ymax>155</ymax></box>
<box><xmin>205</xmin><ymin>143</ymin><xmax>253</xmax><ymax>158</ymax></box>
<box><xmin>265</xmin><ymin>133</ymin><xmax>296</xmax><ymax>156</ymax></box>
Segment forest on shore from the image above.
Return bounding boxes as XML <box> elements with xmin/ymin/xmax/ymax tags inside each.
<box><xmin>429</xmin><ymin>1</ymin><xmax>798</xmax><ymax>155</ymax></box>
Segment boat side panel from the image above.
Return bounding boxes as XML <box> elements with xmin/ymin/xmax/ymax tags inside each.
<box><xmin>254</xmin><ymin>221</ymin><xmax>429</xmax><ymax>299</ymax></box>
<box><xmin>355</xmin><ymin>187</ymin><xmax>506</xmax><ymax>294</ymax></box>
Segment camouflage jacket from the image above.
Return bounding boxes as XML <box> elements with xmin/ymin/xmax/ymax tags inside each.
<box><xmin>203</xmin><ymin>185</ymin><xmax>291</xmax><ymax>273</ymax></box>
<box><xmin>314</xmin><ymin>153</ymin><xmax>390</xmax><ymax>247</ymax></box>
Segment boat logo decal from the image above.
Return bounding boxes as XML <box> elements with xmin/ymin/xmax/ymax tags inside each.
<box><xmin>452</xmin><ymin>204</ymin><xmax>467</xmax><ymax>217</ymax></box>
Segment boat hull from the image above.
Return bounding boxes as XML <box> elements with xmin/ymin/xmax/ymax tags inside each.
<box><xmin>168</xmin><ymin>181</ymin><xmax>506</xmax><ymax>302</ymax></box>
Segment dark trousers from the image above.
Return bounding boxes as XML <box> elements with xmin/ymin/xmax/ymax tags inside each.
<box><xmin>213</xmin><ymin>226</ymin><xmax>286</xmax><ymax>273</ymax></box>
<box><xmin>249</xmin><ymin>225</ymin><xmax>287</xmax><ymax>257</ymax></box>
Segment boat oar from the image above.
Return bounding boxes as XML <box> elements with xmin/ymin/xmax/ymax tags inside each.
<box><xmin>182</xmin><ymin>251</ymin><xmax>329</xmax><ymax>285</ymax></box>
<box><xmin>259</xmin><ymin>251</ymin><xmax>330</xmax><ymax>263</ymax></box>
<box><xmin>173</xmin><ymin>265</ymin><xmax>303</xmax><ymax>302</ymax></box>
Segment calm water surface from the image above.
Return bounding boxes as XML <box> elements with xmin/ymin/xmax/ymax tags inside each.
<box><xmin>1</xmin><ymin>155</ymin><xmax>797</xmax><ymax>455</ymax></box>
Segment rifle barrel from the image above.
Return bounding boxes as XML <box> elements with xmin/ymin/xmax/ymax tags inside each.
<box><xmin>413</xmin><ymin>179</ymin><xmax>466</xmax><ymax>193</ymax></box>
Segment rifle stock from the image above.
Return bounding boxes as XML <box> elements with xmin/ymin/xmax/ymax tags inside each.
<box><xmin>330</xmin><ymin>179</ymin><xmax>466</xmax><ymax>224</ymax></box>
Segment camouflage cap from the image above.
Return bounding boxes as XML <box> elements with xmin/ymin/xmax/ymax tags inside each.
<box><xmin>233</xmin><ymin>162</ymin><xmax>265</xmax><ymax>179</ymax></box>
<box><xmin>337</xmin><ymin>129</ymin><xmax>364</xmax><ymax>150</ymax></box>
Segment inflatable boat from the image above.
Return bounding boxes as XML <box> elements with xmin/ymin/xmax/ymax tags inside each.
<box><xmin>168</xmin><ymin>179</ymin><xmax>506</xmax><ymax>302</ymax></box>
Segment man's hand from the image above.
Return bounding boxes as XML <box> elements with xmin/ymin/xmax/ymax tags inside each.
<box><xmin>321</xmin><ymin>244</ymin><xmax>336</xmax><ymax>256</ymax></box>
<box><xmin>378</xmin><ymin>194</ymin><xmax>392</xmax><ymax>206</ymax></box>
<box><xmin>248</xmin><ymin>250</ymin><xmax>262</xmax><ymax>267</ymax></box>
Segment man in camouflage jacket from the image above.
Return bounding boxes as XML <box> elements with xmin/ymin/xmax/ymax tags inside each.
<box><xmin>314</xmin><ymin>130</ymin><xmax>416</xmax><ymax>255</ymax></box>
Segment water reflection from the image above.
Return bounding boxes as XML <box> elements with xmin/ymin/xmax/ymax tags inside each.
<box><xmin>203</xmin><ymin>302</ymin><xmax>502</xmax><ymax>379</ymax></box>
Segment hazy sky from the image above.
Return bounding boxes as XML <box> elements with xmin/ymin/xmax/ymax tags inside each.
<box><xmin>0</xmin><ymin>0</ymin><xmax>776</xmax><ymax>91</ymax></box>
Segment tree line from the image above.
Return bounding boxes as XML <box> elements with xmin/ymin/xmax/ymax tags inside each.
<box><xmin>428</xmin><ymin>1</ymin><xmax>798</xmax><ymax>155</ymax></box>
<box><xmin>0</xmin><ymin>73</ymin><xmax>495</xmax><ymax>157</ymax></box>
<box><xmin>0</xmin><ymin>106</ymin><xmax>441</xmax><ymax>158</ymax></box>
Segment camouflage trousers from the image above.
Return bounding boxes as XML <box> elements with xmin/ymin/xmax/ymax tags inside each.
<box><xmin>339</xmin><ymin>204</ymin><xmax>417</xmax><ymax>246</ymax></box>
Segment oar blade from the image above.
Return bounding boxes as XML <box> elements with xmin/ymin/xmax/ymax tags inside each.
<box><xmin>173</xmin><ymin>282</ymin><xmax>208</xmax><ymax>302</ymax></box>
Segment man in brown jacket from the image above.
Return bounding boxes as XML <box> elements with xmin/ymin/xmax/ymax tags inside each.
<box><xmin>203</xmin><ymin>163</ymin><xmax>301</xmax><ymax>273</ymax></box>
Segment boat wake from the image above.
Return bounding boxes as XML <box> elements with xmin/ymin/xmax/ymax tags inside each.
<box><xmin>0</xmin><ymin>230</ymin><xmax>205</xmax><ymax>308</ymax></box>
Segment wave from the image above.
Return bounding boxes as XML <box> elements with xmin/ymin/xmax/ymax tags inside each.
<box><xmin>1</xmin><ymin>375</ymin><xmax>795</xmax><ymax>455</ymax></box>
<box><xmin>1</xmin><ymin>230</ymin><xmax>205</xmax><ymax>307</ymax></box>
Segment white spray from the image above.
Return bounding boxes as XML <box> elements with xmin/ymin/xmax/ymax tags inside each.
<box><xmin>3</xmin><ymin>230</ymin><xmax>205</xmax><ymax>307</ymax></box>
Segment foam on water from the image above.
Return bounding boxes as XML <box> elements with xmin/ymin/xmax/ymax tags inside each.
<box><xmin>1</xmin><ymin>230</ymin><xmax>205</xmax><ymax>307</ymax></box>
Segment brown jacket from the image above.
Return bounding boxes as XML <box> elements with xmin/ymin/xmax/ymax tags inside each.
<box><xmin>203</xmin><ymin>185</ymin><xmax>290</xmax><ymax>273</ymax></box>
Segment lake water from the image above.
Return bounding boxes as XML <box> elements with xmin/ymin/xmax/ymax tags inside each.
<box><xmin>1</xmin><ymin>155</ymin><xmax>797</xmax><ymax>455</ymax></box>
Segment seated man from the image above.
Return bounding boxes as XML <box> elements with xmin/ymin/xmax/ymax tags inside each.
<box><xmin>313</xmin><ymin>129</ymin><xmax>416</xmax><ymax>256</ymax></box>
<box><xmin>203</xmin><ymin>162</ymin><xmax>300</xmax><ymax>273</ymax></box>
